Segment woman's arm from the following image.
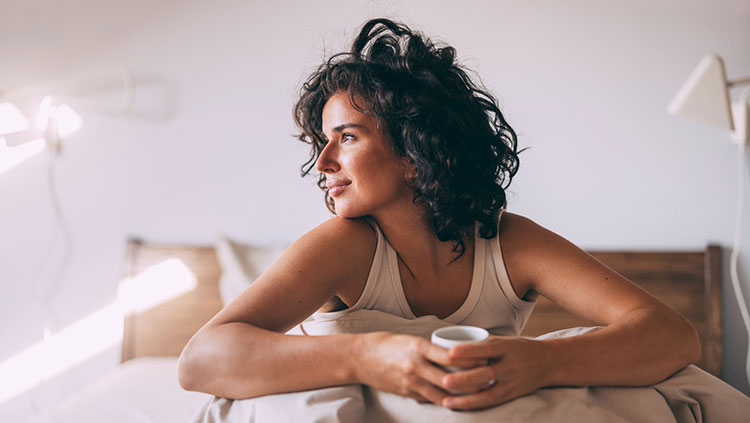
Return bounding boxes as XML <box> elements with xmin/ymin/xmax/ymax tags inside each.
<box><xmin>442</xmin><ymin>213</ymin><xmax>701</xmax><ymax>409</ymax></box>
<box><xmin>509</xmin><ymin>213</ymin><xmax>701</xmax><ymax>385</ymax></box>
<box><xmin>178</xmin><ymin>217</ymin><xmax>374</xmax><ymax>398</ymax></box>
<box><xmin>540</xmin><ymin>304</ymin><xmax>700</xmax><ymax>387</ymax></box>
<box><xmin>180</xmin><ymin>323</ymin><xmax>360</xmax><ymax>398</ymax></box>
<box><xmin>178</xmin><ymin>217</ymin><xmax>463</xmax><ymax>402</ymax></box>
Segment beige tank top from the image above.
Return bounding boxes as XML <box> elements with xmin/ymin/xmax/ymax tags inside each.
<box><xmin>344</xmin><ymin>210</ymin><xmax>536</xmax><ymax>336</ymax></box>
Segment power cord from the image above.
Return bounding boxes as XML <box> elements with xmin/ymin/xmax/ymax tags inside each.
<box><xmin>29</xmin><ymin>144</ymin><xmax>73</xmax><ymax>421</ymax></box>
<box><xmin>730</xmin><ymin>137</ymin><xmax>750</xmax><ymax>390</ymax></box>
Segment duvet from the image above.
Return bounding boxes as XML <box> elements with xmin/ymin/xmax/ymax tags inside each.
<box><xmin>193</xmin><ymin>309</ymin><xmax>750</xmax><ymax>423</ymax></box>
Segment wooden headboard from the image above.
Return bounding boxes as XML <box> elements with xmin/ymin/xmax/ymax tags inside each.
<box><xmin>120</xmin><ymin>238</ymin><xmax>223</xmax><ymax>363</ymax></box>
<box><xmin>120</xmin><ymin>238</ymin><xmax>722</xmax><ymax>378</ymax></box>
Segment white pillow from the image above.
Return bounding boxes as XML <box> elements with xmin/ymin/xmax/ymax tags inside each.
<box><xmin>215</xmin><ymin>236</ymin><xmax>286</xmax><ymax>306</ymax></box>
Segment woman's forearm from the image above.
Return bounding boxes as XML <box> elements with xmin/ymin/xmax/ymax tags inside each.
<box><xmin>540</xmin><ymin>306</ymin><xmax>701</xmax><ymax>387</ymax></box>
<box><xmin>178</xmin><ymin>322</ymin><xmax>360</xmax><ymax>399</ymax></box>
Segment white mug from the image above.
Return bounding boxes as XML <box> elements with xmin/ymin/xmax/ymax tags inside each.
<box><xmin>431</xmin><ymin>325</ymin><xmax>489</xmax><ymax>373</ymax></box>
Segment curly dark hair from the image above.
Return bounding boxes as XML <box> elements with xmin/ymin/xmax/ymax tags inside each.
<box><xmin>293</xmin><ymin>18</ymin><xmax>521</xmax><ymax>257</ymax></box>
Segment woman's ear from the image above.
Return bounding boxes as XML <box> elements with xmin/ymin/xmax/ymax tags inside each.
<box><xmin>402</xmin><ymin>157</ymin><xmax>417</xmax><ymax>182</ymax></box>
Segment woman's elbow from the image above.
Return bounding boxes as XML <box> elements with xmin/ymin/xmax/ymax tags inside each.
<box><xmin>177</xmin><ymin>339</ymin><xmax>203</xmax><ymax>392</ymax></box>
<box><xmin>683</xmin><ymin>320</ymin><xmax>702</xmax><ymax>366</ymax></box>
<box><xmin>667</xmin><ymin>309</ymin><xmax>702</xmax><ymax>368</ymax></box>
<box><xmin>656</xmin><ymin>307</ymin><xmax>702</xmax><ymax>373</ymax></box>
<box><xmin>178</xmin><ymin>355</ymin><xmax>195</xmax><ymax>391</ymax></box>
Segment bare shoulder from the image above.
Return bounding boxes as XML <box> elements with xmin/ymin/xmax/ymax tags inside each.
<box><xmin>297</xmin><ymin>216</ymin><xmax>376</xmax><ymax>271</ymax></box>
<box><xmin>498</xmin><ymin>212</ymin><xmax>549</xmax><ymax>251</ymax></box>
<box><xmin>209</xmin><ymin>216</ymin><xmax>376</xmax><ymax>332</ymax></box>
<box><xmin>302</xmin><ymin>216</ymin><xmax>376</xmax><ymax>251</ymax></box>
<box><xmin>497</xmin><ymin>212</ymin><xmax>578</xmax><ymax>298</ymax></box>
<box><xmin>280</xmin><ymin>216</ymin><xmax>376</xmax><ymax>300</ymax></box>
<box><xmin>499</xmin><ymin>211</ymin><xmax>583</xmax><ymax>258</ymax></box>
<box><xmin>497</xmin><ymin>212</ymin><xmax>540</xmax><ymax>298</ymax></box>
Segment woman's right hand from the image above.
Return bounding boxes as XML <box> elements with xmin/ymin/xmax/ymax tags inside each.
<box><xmin>353</xmin><ymin>332</ymin><xmax>486</xmax><ymax>405</ymax></box>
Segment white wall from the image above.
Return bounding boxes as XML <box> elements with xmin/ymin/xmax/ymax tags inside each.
<box><xmin>1</xmin><ymin>0</ymin><xmax>749</xmax><ymax>418</ymax></box>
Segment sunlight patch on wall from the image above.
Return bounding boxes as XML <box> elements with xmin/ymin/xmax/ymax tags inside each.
<box><xmin>118</xmin><ymin>258</ymin><xmax>197</xmax><ymax>313</ymax></box>
<box><xmin>0</xmin><ymin>137</ymin><xmax>46</xmax><ymax>176</ymax></box>
<box><xmin>0</xmin><ymin>102</ymin><xmax>28</xmax><ymax>134</ymax></box>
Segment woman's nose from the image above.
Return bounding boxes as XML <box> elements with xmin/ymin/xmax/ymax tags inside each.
<box><xmin>315</xmin><ymin>142</ymin><xmax>339</xmax><ymax>173</ymax></box>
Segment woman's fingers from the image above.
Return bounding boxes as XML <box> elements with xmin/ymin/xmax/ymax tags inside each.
<box><xmin>415</xmin><ymin>357</ymin><xmax>448</xmax><ymax>387</ymax></box>
<box><xmin>442</xmin><ymin>365</ymin><xmax>495</xmax><ymax>393</ymax></box>
<box><xmin>442</xmin><ymin>387</ymin><xmax>500</xmax><ymax>410</ymax></box>
<box><xmin>412</xmin><ymin>379</ymin><xmax>449</xmax><ymax>405</ymax></box>
<box><xmin>422</xmin><ymin>342</ymin><xmax>488</xmax><ymax>370</ymax></box>
<box><xmin>449</xmin><ymin>339</ymin><xmax>500</xmax><ymax>359</ymax></box>
<box><xmin>411</xmin><ymin>393</ymin><xmax>428</xmax><ymax>403</ymax></box>
<box><xmin>442</xmin><ymin>381</ymin><xmax>524</xmax><ymax>410</ymax></box>
<box><xmin>437</xmin><ymin>337</ymin><xmax>545</xmax><ymax>410</ymax></box>
<box><xmin>421</xmin><ymin>342</ymin><xmax>451</xmax><ymax>364</ymax></box>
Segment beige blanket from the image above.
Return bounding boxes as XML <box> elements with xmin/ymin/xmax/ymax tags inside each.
<box><xmin>193</xmin><ymin>309</ymin><xmax>750</xmax><ymax>423</ymax></box>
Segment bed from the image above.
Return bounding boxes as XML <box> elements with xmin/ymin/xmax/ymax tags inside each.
<box><xmin>29</xmin><ymin>237</ymin><xmax>736</xmax><ymax>421</ymax></box>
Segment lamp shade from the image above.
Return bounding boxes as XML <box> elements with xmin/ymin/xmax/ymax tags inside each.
<box><xmin>668</xmin><ymin>55</ymin><xmax>734</xmax><ymax>131</ymax></box>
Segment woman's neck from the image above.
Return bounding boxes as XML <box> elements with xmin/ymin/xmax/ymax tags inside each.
<box><xmin>369</xmin><ymin>202</ymin><xmax>472</xmax><ymax>277</ymax></box>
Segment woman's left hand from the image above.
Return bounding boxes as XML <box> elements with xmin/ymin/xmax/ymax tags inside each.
<box><xmin>438</xmin><ymin>336</ymin><xmax>551</xmax><ymax>410</ymax></box>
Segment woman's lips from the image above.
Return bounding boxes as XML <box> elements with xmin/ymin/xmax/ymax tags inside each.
<box><xmin>327</xmin><ymin>181</ymin><xmax>351</xmax><ymax>197</ymax></box>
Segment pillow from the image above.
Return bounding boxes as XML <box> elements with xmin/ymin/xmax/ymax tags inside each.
<box><xmin>215</xmin><ymin>235</ymin><xmax>286</xmax><ymax>306</ymax></box>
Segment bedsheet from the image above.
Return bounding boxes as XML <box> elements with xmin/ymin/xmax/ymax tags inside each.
<box><xmin>193</xmin><ymin>309</ymin><xmax>750</xmax><ymax>423</ymax></box>
<box><xmin>24</xmin><ymin>357</ymin><xmax>211</xmax><ymax>423</ymax></box>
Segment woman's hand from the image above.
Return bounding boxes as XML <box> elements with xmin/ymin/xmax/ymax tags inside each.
<box><xmin>439</xmin><ymin>336</ymin><xmax>551</xmax><ymax>410</ymax></box>
<box><xmin>354</xmin><ymin>332</ymin><xmax>487</xmax><ymax>405</ymax></box>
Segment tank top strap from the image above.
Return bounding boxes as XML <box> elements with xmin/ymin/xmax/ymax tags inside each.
<box><xmin>343</xmin><ymin>217</ymin><xmax>387</xmax><ymax>311</ymax></box>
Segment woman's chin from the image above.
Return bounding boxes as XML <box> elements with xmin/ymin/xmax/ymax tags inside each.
<box><xmin>336</xmin><ymin>210</ymin><xmax>364</xmax><ymax>219</ymax></box>
<box><xmin>333</xmin><ymin>204</ymin><xmax>367</xmax><ymax>219</ymax></box>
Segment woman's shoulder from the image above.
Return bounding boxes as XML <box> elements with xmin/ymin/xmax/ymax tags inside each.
<box><xmin>499</xmin><ymin>211</ymin><xmax>600</xmax><ymax>290</ymax></box>
<box><xmin>497</xmin><ymin>211</ymin><xmax>567</xmax><ymax>296</ymax></box>
<box><xmin>498</xmin><ymin>211</ymin><xmax>546</xmax><ymax>248</ymax></box>
<box><xmin>303</xmin><ymin>217</ymin><xmax>377</xmax><ymax>305</ymax></box>
<box><xmin>290</xmin><ymin>217</ymin><xmax>376</xmax><ymax>298</ymax></box>
<box><xmin>305</xmin><ymin>216</ymin><xmax>377</xmax><ymax>248</ymax></box>
<box><xmin>294</xmin><ymin>216</ymin><xmax>378</xmax><ymax>266</ymax></box>
<box><xmin>498</xmin><ymin>211</ymin><xmax>575</xmax><ymax>257</ymax></box>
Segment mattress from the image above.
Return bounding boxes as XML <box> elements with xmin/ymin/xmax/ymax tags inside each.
<box><xmin>24</xmin><ymin>357</ymin><xmax>210</xmax><ymax>423</ymax></box>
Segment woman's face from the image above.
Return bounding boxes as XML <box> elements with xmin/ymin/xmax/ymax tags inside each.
<box><xmin>317</xmin><ymin>92</ymin><xmax>412</xmax><ymax>218</ymax></box>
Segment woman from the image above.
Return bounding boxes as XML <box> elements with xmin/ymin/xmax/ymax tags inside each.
<box><xmin>178</xmin><ymin>18</ymin><xmax>700</xmax><ymax>410</ymax></box>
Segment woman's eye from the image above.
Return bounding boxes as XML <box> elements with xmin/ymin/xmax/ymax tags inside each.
<box><xmin>342</xmin><ymin>133</ymin><xmax>356</xmax><ymax>142</ymax></box>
